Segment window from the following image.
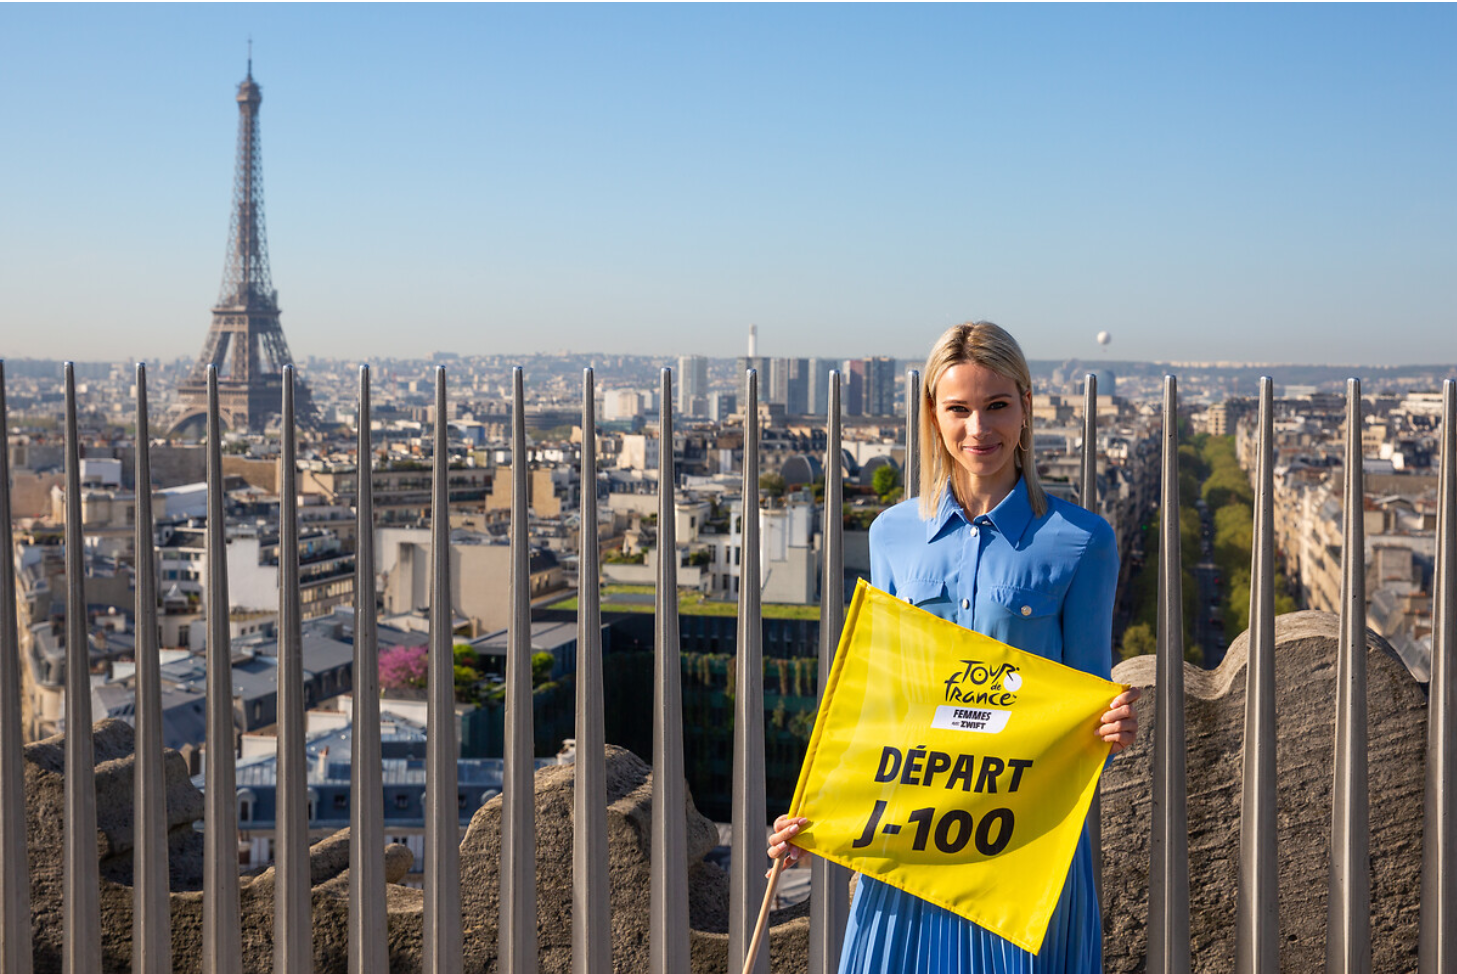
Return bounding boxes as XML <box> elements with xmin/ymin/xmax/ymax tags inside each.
<box><xmin>237</xmin><ymin>789</ymin><xmax>256</xmax><ymax>824</ymax></box>
<box><xmin>395</xmin><ymin>794</ymin><xmax>409</xmax><ymax>810</ymax></box>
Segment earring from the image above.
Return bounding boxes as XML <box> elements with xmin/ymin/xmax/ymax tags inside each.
<box><xmin>1019</xmin><ymin>423</ymin><xmax>1033</xmax><ymax>453</ymax></box>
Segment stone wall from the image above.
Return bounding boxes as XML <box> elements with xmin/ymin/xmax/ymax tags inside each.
<box><xmin>15</xmin><ymin>723</ymin><xmax>807</xmax><ymax>972</ymax></box>
<box><xmin>14</xmin><ymin>608</ymin><xmax>1430</xmax><ymax>971</ymax></box>
<box><xmin>1102</xmin><ymin>611</ymin><xmax>1425</xmax><ymax>972</ymax></box>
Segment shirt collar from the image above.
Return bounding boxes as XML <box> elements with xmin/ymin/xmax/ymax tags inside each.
<box><xmin>926</xmin><ymin>477</ymin><xmax>1035</xmax><ymax>545</ymax></box>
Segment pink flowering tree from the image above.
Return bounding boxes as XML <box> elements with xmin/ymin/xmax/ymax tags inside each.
<box><xmin>378</xmin><ymin>644</ymin><xmax>428</xmax><ymax>691</ymax></box>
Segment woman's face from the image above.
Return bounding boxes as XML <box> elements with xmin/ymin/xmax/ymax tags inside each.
<box><xmin>930</xmin><ymin>362</ymin><xmax>1029</xmax><ymax>494</ymax></box>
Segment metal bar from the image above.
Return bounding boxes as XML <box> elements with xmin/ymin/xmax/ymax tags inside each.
<box><xmin>1148</xmin><ymin>375</ymin><xmax>1190</xmax><ymax>974</ymax></box>
<box><xmin>62</xmin><ymin>363</ymin><xmax>101</xmax><ymax>974</ymax></box>
<box><xmin>730</xmin><ymin>369</ymin><xmax>768</xmax><ymax>974</ymax></box>
<box><xmin>0</xmin><ymin>361</ymin><xmax>33</xmax><ymax>974</ymax></box>
<box><xmin>573</xmin><ymin>368</ymin><xmax>610</xmax><ymax>974</ymax></box>
<box><xmin>1236</xmin><ymin>377</ymin><xmax>1279</xmax><ymax>974</ymax></box>
<box><xmin>809</xmin><ymin>371</ymin><xmax>849</xmax><ymax>974</ymax></box>
<box><xmin>650</xmin><ymin>367</ymin><xmax>689</xmax><ymax>974</ymax></box>
<box><xmin>423</xmin><ymin>368</ymin><xmax>463</xmax><ymax>974</ymax></box>
<box><xmin>1421</xmin><ymin>379</ymin><xmax>1457</xmax><ymax>974</ymax></box>
<box><xmin>502</xmin><ymin>366</ymin><xmax>537</xmax><ymax>974</ymax></box>
<box><xmin>904</xmin><ymin>369</ymin><xmax>920</xmax><ymax>501</ymax></box>
<box><xmin>202</xmin><ymin>365</ymin><xmax>242</xmax><ymax>974</ymax></box>
<box><xmin>350</xmin><ymin>365</ymin><xmax>387</xmax><ymax>974</ymax></box>
<box><xmin>132</xmin><ymin>364</ymin><xmax>169</xmax><ymax>974</ymax></box>
<box><xmin>1081</xmin><ymin>373</ymin><xmax>1103</xmax><ymax>906</ymax></box>
<box><xmin>1327</xmin><ymin>378</ymin><xmax>1371</xmax><ymax>974</ymax></box>
<box><xmin>1081</xmin><ymin>374</ymin><xmax>1098</xmax><ymax>514</ymax></box>
<box><xmin>274</xmin><ymin>368</ymin><xmax>311</xmax><ymax>973</ymax></box>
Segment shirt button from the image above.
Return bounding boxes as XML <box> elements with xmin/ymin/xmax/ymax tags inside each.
<box><xmin>1021</xmin><ymin>605</ymin><xmax>1032</xmax><ymax>617</ymax></box>
<box><xmin>905</xmin><ymin>596</ymin><xmax>914</xmax><ymax>603</ymax></box>
<box><xmin>970</xmin><ymin>527</ymin><xmax>979</xmax><ymax>537</ymax></box>
<box><xmin>961</xmin><ymin>598</ymin><xmax>970</xmax><ymax>609</ymax></box>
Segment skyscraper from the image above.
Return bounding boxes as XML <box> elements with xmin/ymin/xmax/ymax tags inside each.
<box><xmin>806</xmin><ymin>357</ymin><xmax>838</xmax><ymax>417</ymax></box>
<box><xmin>864</xmin><ymin>356</ymin><xmax>898</xmax><ymax>417</ymax></box>
<box><xmin>843</xmin><ymin>359</ymin><xmax>866</xmax><ymax>416</ymax></box>
<box><xmin>767</xmin><ymin>358</ymin><xmax>808</xmax><ymax>414</ymax></box>
<box><xmin>677</xmin><ymin>355</ymin><xmax>707</xmax><ymax>415</ymax></box>
<box><xmin>168</xmin><ymin>62</ymin><xmax>313</xmax><ymax>435</ymax></box>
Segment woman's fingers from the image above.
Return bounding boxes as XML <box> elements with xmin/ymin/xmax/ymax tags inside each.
<box><xmin>767</xmin><ymin>816</ymin><xmax>808</xmax><ymax>859</ymax></box>
<box><xmin>1108</xmin><ymin>686</ymin><xmax>1142</xmax><ymax>711</ymax></box>
<box><xmin>1099</xmin><ymin>687</ymin><xmax>1142</xmax><ymax>755</ymax></box>
<box><xmin>1099</xmin><ymin>687</ymin><xmax>1142</xmax><ymax>724</ymax></box>
<box><xmin>765</xmin><ymin>816</ymin><xmax>812</xmax><ymax>875</ymax></box>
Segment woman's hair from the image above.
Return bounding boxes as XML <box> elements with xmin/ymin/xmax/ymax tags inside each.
<box><xmin>918</xmin><ymin>321</ymin><xmax>1048</xmax><ymax>520</ymax></box>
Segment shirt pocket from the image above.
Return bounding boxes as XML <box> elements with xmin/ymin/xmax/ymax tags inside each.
<box><xmin>894</xmin><ymin>577</ymin><xmax>950</xmax><ymax>612</ymax></box>
<box><xmin>984</xmin><ymin>585</ymin><xmax>1059</xmax><ymax>621</ymax></box>
<box><xmin>978</xmin><ymin>584</ymin><xmax>1063</xmax><ymax>656</ymax></box>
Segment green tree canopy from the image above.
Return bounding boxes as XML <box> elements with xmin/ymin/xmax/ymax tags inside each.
<box><xmin>1120</xmin><ymin>622</ymin><xmax>1157</xmax><ymax>660</ymax></box>
<box><xmin>1203</xmin><ymin>466</ymin><xmax>1254</xmax><ymax>511</ymax></box>
<box><xmin>532</xmin><ymin>651</ymin><xmax>555</xmax><ymax>687</ymax></box>
<box><xmin>872</xmin><ymin>464</ymin><xmax>902</xmax><ymax>503</ymax></box>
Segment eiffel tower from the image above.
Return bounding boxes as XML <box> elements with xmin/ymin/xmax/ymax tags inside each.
<box><xmin>168</xmin><ymin>59</ymin><xmax>315</xmax><ymax>436</ymax></box>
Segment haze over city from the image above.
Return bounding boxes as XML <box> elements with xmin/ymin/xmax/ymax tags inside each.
<box><xmin>3</xmin><ymin>3</ymin><xmax>1454</xmax><ymax>366</ymax></box>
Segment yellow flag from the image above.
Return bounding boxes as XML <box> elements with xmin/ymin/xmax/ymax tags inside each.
<box><xmin>789</xmin><ymin>580</ymin><xmax>1125</xmax><ymax>954</ymax></box>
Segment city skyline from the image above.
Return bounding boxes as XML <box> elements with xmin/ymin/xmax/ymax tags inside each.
<box><xmin>3</xmin><ymin>4</ymin><xmax>1455</xmax><ymax>366</ymax></box>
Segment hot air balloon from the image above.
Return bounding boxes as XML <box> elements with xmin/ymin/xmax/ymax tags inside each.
<box><xmin>1096</xmin><ymin>331</ymin><xmax>1111</xmax><ymax>346</ymax></box>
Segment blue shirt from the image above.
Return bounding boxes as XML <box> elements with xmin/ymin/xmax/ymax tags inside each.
<box><xmin>869</xmin><ymin>477</ymin><xmax>1118</xmax><ymax>680</ymax></box>
<box><xmin>841</xmin><ymin>478</ymin><xmax>1118</xmax><ymax>974</ymax></box>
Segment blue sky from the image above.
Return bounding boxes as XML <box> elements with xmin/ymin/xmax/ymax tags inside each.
<box><xmin>2</xmin><ymin>3</ymin><xmax>1454</xmax><ymax>365</ymax></box>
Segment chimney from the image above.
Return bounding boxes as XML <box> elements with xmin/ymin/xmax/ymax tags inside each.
<box><xmin>316</xmin><ymin>745</ymin><xmax>330</xmax><ymax>779</ymax></box>
<box><xmin>748</xmin><ymin>324</ymin><xmax>757</xmax><ymax>358</ymax></box>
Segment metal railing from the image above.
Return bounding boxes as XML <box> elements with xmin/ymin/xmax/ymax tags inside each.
<box><xmin>0</xmin><ymin>363</ymin><xmax>1454</xmax><ymax>973</ymax></box>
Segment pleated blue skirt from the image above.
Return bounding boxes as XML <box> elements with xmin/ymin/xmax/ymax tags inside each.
<box><xmin>837</xmin><ymin>831</ymin><xmax>1101</xmax><ymax>974</ymax></box>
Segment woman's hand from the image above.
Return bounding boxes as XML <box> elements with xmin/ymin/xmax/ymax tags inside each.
<box><xmin>1099</xmin><ymin>687</ymin><xmax>1142</xmax><ymax>755</ymax></box>
<box><xmin>766</xmin><ymin>814</ymin><xmax>811</xmax><ymax>877</ymax></box>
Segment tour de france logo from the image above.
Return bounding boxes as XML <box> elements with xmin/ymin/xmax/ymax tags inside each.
<box><xmin>943</xmin><ymin>660</ymin><xmax>1023</xmax><ymax>706</ymax></box>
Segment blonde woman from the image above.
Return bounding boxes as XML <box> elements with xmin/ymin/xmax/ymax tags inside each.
<box><xmin>769</xmin><ymin>322</ymin><xmax>1140</xmax><ymax>973</ymax></box>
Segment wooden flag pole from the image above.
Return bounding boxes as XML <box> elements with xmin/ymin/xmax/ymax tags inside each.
<box><xmin>741</xmin><ymin>856</ymin><xmax>785</xmax><ymax>974</ymax></box>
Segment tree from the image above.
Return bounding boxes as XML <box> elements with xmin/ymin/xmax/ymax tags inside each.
<box><xmin>1120</xmin><ymin>622</ymin><xmax>1157</xmax><ymax>660</ymax></box>
<box><xmin>1178</xmin><ymin>443</ymin><xmax>1209</xmax><ymax>486</ymax></box>
<box><xmin>379</xmin><ymin>645</ymin><xmax>428</xmax><ymax>690</ymax></box>
<box><xmin>872</xmin><ymin>465</ymin><xmax>902</xmax><ymax>504</ymax></box>
<box><xmin>532</xmin><ymin>651</ymin><xmax>555</xmax><ymax>687</ymax></box>
<box><xmin>759</xmin><ymin>473</ymin><xmax>787</xmax><ymax>499</ymax></box>
<box><xmin>453</xmin><ymin>644</ymin><xmax>481</xmax><ymax>703</ymax></box>
<box><xmin>1203</xmin><ymin>467</ymin><xmax>1253</xmax><ymax>511</ymax></box>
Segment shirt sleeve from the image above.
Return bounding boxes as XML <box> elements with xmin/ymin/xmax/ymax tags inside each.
<box><xmin>1060</xmin><ymin>517</ymin><xmax>1119</xmax><ymax>681</ymax></box>
<box><xmin>868</xmin><ymin>516</ymin><xmax>895</xmax><ymax>593</ymax></box>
